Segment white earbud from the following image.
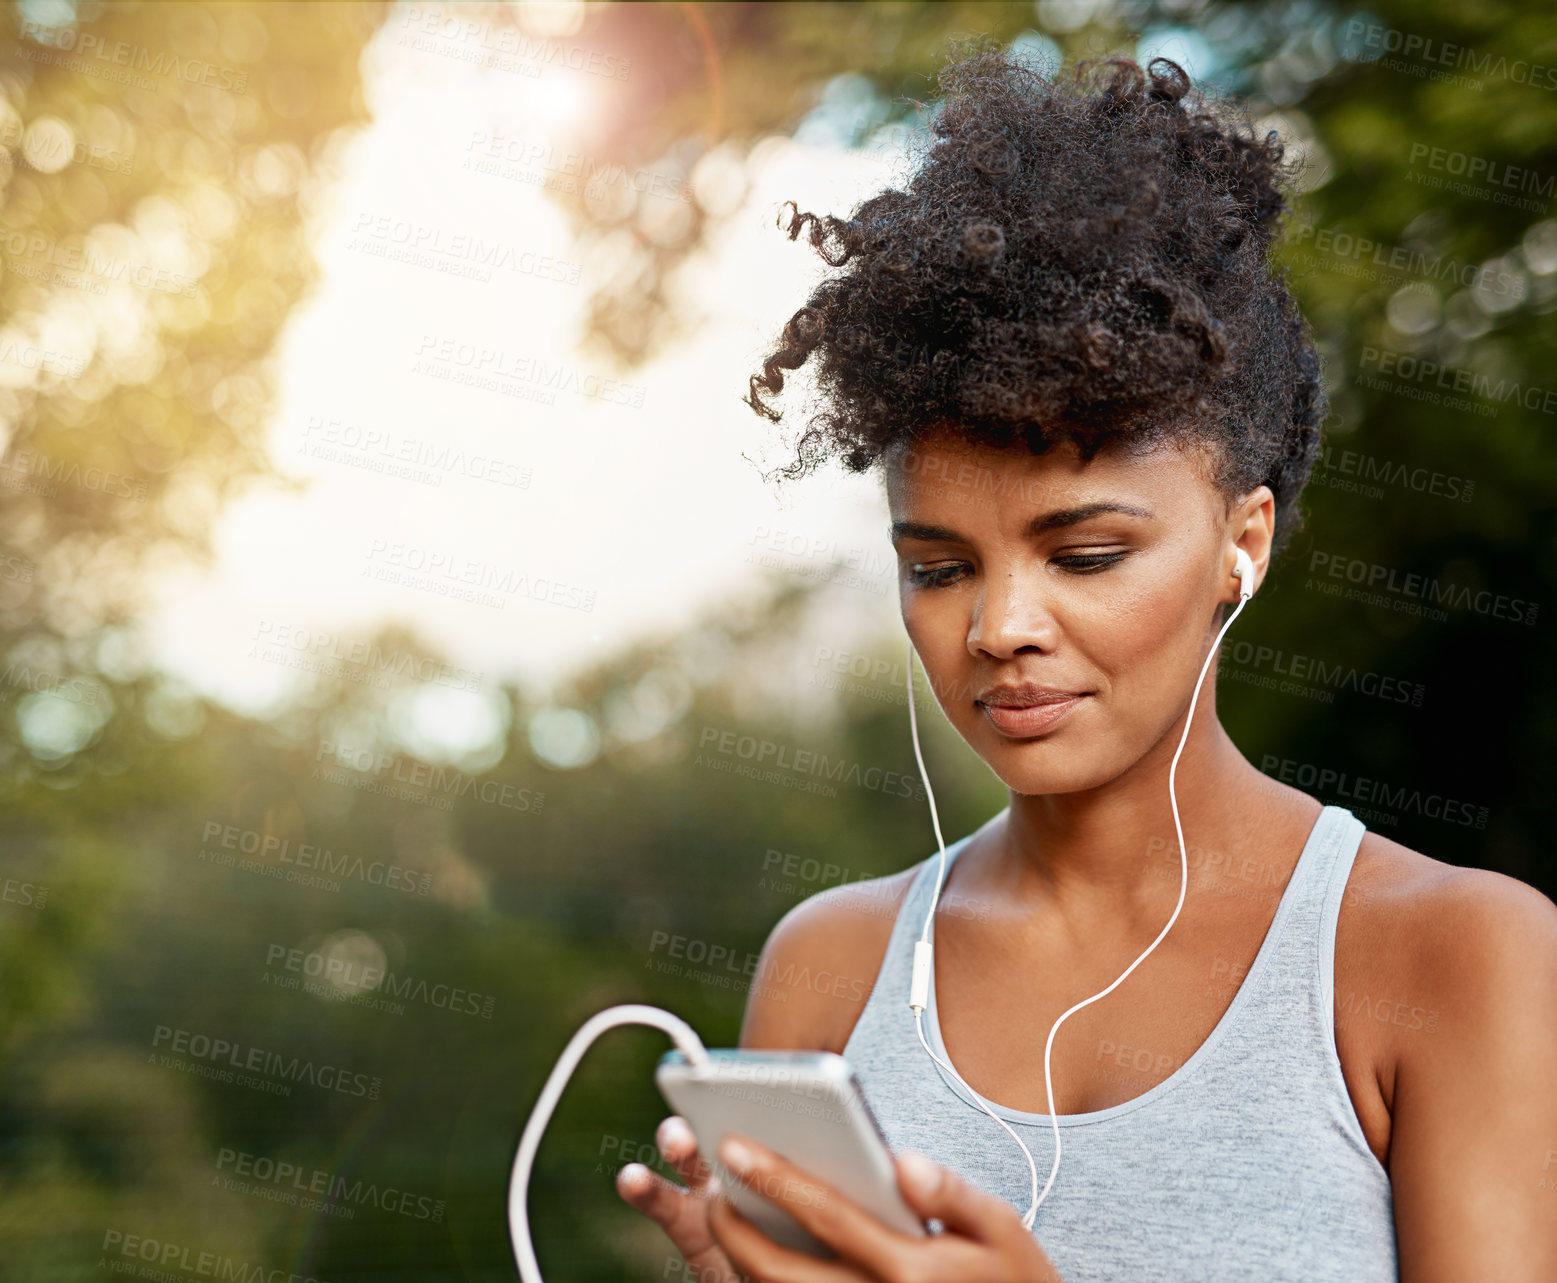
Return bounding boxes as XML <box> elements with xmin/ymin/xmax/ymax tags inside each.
<box><xmin>1234</xmin><ymin>546</ymin><xmax>1255</xmax><ymax>600</ymax></box>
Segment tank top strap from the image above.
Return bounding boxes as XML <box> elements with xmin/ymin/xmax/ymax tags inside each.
<box><xmin>895</xmin><ymin>833</ymin><xmax>976</xmax><ymax>954</ymax></box>
<box><xmin>844</xmin><ymin>834</ymin><xmax>977</xmax><ymax>1054</ymax></box>
<box><xmin>1254</xmin><ymin>803</ymin><xmax>1367</xmax><ymax>1037</ymax></box>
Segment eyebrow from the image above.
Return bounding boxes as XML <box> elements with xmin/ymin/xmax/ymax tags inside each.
<box><xmin>889</xmin><ymin>501</ymin><xmax>1155</xmax><ymax>544</ymax></box>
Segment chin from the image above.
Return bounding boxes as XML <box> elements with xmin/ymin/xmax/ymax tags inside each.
<box><xmin>959</xmin><ymin>721</ymin><xmax>1106</xmax><ymax>795</ymax></box>
<box><xmin>990</xmin><ymin>763</ymin><xmax>1103</xmax><ymax>796</ymax></box>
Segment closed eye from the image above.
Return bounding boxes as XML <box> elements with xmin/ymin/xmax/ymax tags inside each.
<box><xmin>904</xmin><ymin>551</ymin><xmax>1127</xmax><ymax>588</ymax></box>
<box><xmin>1053</xmin><ymin>552</ymin><xmax>1128</xmax><ymax>573</ymax></box>
<box><xmin>905</xmin><ymin>562</ymin><xmax>968</xmax><ymax>588</ymax></box>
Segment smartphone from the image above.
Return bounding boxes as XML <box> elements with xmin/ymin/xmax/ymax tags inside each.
<box><xmin>654</xmin><ymin>1048</ymin><xmax>927</xmax><ymax>1256</ymax></box>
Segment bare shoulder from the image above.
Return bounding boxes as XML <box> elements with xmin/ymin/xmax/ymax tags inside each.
<box><xmin>737</xmin><ymin>867</ymin><xmax>921</xmax><ymax>1054</ymax></box>
<box><xmin>1347</xmin><ymin>828</ymin><xmax>1557</xmax><ymax>962</ymax></box>
<box><xmin>1342</xmin><ymin>828</ymin><xmax>1557</xmax><ymax>1031</ymax></box>
<box><xmin>1344</xmin><ymin>831</ymin><xmax>1557</xmax><ymax>1275</ymax></box>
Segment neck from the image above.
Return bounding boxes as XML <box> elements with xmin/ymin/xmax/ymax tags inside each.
<box><xmin>982</xmin><ymin>707</ymin><xmax>1283</xmax><ymax>923</ymax></box>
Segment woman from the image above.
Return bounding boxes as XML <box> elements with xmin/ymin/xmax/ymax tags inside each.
<box><xmin>617</xmin><ymin>42</ymin><xmax>1557</xmax><ymax>1282</ymax></box>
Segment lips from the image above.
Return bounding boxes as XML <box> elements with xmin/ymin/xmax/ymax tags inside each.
<box><xmin>975</xmin><ymin>686</ymin><xmax>1090</xmax><ymax>737</ymax></box>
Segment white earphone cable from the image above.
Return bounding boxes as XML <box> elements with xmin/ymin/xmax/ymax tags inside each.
<box><xmin>508</xmin><ymin>1005</ymin><xmax>710</xmax><ymax>1283</ymax></box>
<box><xmin>906</xmin><ymin>568</ymin><xmax>1252</xmax><ymax>1230</ymax></box>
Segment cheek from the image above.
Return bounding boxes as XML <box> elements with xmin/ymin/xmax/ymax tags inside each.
<box><xmin>902</xmin><ymin>594</ymin><xmax>973</xmax><ymax>704</ymax></box>
<box><xmin>1080</xmin><ymin>580</ymin><xmax>1216</xmax><ymax>770</ymax></box>
<box><xmin>1090</xmin><ymin>574</ymin><xmax>1206</xmax><ymax>675</ymax></box>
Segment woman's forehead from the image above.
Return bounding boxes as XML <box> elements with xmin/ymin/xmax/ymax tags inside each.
<box><xmin>883</xmin><ymin>430</ymin><xmax>1216</xmax><ymax>507</ymax></box>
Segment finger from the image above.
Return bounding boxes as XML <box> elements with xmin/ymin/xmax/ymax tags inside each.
<box><xmin>713</xmin><ymin>1133</ymin><xmax>921</xmax><ymax>1277</ymax></box>
<box><xmin>616</xmin><ymin>1161</ymin><xmax>686</xmax><ymax>1225</ymax></box>
<box><xmin>616</xmin><ymin>1162</ymin><xmax>725</xmax><ymax>1256</ymax></box>
<box><xmin>715</xmin><ymin>1193</ymin><xmax>1046</xmax><ymax>1283</ymax></box>
<box><xmin>658</xmin><ymin>1115</ymin><xmax>717</xmax><ymax>1188</ymax></box>
<box><xmin>895</xmin><ymin>1151</ymin><xmax>1065</xmax><ymax>1280</ymax></box>
<box><xmin>896</xmin><ymin>1152</ymin><xmax>1002</xmax><ymax>1245</ymax></box>
<box><xmin>707</xmin><ymin>1192</ymin><xmax>864</xmax><ymax>1283</ymax></box>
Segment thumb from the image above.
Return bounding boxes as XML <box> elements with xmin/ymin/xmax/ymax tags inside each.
<box><xmin>897</xmin><ymin>1150</ymin><xmax>943</xmax><ymax>1203</ymax></box>
<box><xmin>896</xmin><ymin>1150</ymin><xmax>1000</xmax><ymax>1241</ymax></box>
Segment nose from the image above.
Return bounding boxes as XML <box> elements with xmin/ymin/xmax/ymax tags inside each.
<box><xmin>967</xmin><ymin>563</ymin><xmax>1059</xmax><ymax>659</ymax></box>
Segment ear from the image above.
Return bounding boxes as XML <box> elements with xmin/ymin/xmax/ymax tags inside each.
<box><xmin>1228</xmin><ymin>485</ymin><xmax>1275</xmax><ymax>601</ymax></box>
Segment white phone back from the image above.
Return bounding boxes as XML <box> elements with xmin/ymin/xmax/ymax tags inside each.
<box><xmin>655</xmin><ymin>1049</ymin><xmax>926</xmax><ymax>1255</ymax></box>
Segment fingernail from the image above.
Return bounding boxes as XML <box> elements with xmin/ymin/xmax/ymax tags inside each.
<box><xmin>900</xmin><ymin>1150</ymin><xmax>941</xmax><ymax>1196</ymax></box>
<box><xmin>718</xmin><ymin>1136</ymin><xmax>754</xmax><ymax>1174</ymax></box>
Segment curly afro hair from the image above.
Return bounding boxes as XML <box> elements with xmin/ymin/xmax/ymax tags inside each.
<box><xmin>745</xmin><ymin>40</ymin><xmax>1327</xmax><ymax>562</ymax></box>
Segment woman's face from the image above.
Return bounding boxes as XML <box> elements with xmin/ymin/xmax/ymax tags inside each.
<box><xmin>885</xmin><ymin>426</ymin><xmax>1268</xmax><ymax>796</ymax></box>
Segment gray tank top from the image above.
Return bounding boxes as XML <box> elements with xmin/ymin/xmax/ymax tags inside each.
<box><xmin>842</xmin><ymin>803</ymin><xmax>1398</xmax><ymax>1281</ymax></box>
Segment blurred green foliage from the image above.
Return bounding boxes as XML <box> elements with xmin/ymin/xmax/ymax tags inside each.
<box><xmin>0</xmin><ymin>1</ymin><xmax>1553</xmax><ymax>1280</ymax></box>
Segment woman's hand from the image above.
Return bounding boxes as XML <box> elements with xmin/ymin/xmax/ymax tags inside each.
<box><xmin>707</xmin><ymin>1132</ymin><xmax>1065</xmax><ymax>1282</ymax></box>
<box><xmin>616</xmin><ymin>1115</ymin><xmax>744</xmax><ymax>1283</ymax></box>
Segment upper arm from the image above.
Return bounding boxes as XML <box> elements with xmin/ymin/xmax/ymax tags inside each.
<box><xmin>1387</xmin><ymin>869</ymin><xmax>1557</xmax><ymax>1282</ymax></box>
<box><xmin>737</xmin><ymin>873</ymin><xmax>912</xmax><ymax>1054</ymax></box>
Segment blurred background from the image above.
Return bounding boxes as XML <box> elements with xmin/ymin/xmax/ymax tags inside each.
<box><xmin>0</xmin><ymin>0</ymin><xmax>1552</xmax><ymax>1278</ymax></box>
